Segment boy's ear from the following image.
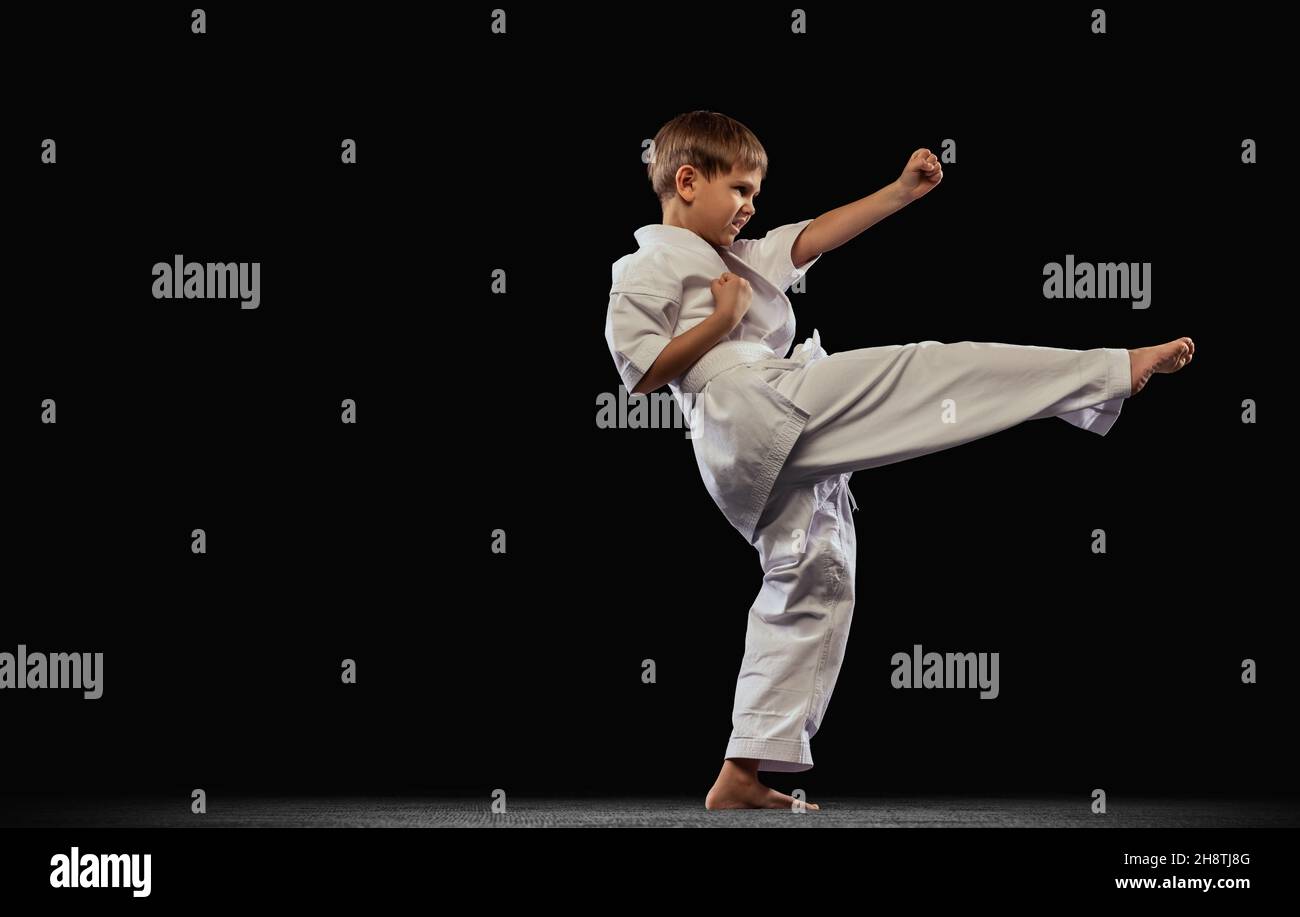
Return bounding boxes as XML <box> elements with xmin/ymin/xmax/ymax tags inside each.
<box><xmin>675</xmin><ymin>164</ymin><xmax>698</xmax><ymax>202</ymax></box>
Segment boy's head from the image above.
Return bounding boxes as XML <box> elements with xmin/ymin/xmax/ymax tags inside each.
<box><xmin>648</xmin><ymin>111</ymin><xmax>768</xmax><ymax>247</ymax></box>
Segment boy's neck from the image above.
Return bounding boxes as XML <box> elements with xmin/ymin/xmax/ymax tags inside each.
<box><xmin>660</xmin><ymin>209</ymin><xmax>708</xmax><ymax>240</ymax></box>
<box><xmin>661</xmin><ymin>201</ymin><xmax>693</xmax><ymax>231</ymax></box>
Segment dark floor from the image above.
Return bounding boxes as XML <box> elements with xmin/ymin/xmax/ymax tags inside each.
<box><xmin>4</xmin><ymin>796</ymin><xmax>1298</xmax><ymax>828</ymax></box>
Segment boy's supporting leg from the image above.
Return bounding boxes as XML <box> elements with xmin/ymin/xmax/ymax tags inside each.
<box><xmin>724</xmin><ymin>473</ymin><xmax>857</xmax><ymax>772</ymax></box>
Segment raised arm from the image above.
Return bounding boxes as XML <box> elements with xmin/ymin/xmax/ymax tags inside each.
<box><xmin>790</xmin><ymin>148</ymin><xmax>944</xmax><ymax>268</ymax></box>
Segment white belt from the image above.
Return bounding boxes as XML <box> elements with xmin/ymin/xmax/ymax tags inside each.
<box><xmin>793</xmin><ymin>329</ymin><xmax>858</xmax><ymax>512</ymax></box>
<box><xmin>681</xmin><ymin>330</ymin><xmax>859</xmax><ymax>514</ymax></box>
<box><xmin>680</xmin><ymin>340</ymin><xmax>778</xmax><ymax>394</ymax></box>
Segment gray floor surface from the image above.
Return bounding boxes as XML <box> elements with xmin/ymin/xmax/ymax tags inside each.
<box><xmin>5</xmin><ymin>796</ymin><xmax>1298</xmax><ymax>828</ymax></box>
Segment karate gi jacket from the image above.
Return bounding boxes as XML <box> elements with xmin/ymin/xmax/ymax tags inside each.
<box><xmin>604</xmin><ymin>219</ymin><xmax>826</xmax><ymax>544</ymax></box>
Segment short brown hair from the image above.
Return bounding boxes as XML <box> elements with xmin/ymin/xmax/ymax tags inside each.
<box><xmin>648</xmin><ymin>111</ymin><xmax>769</xmax><ymax>205</ymax></box>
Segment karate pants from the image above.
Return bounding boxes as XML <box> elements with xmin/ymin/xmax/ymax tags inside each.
<box><xmin>723</xmin><ymin>339</ymin><xmax>1132</xmax><ymax>772</ymax></box>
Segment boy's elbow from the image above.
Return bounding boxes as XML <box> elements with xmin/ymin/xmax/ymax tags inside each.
<box><xmin>631</xmin><ymin>356</ymin><xmax>664</xmax><ymax>395</ymax></box>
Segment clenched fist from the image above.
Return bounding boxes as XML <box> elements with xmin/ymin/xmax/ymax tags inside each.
<box><xmin>710</xmin><ymin>272</ymin><xmax>753</xmax><ymax>332</ymax></box>
<box><xmin>897</xmin><ymin>147</ymin><xmax>944</xmax><ymax>202</ymax></box>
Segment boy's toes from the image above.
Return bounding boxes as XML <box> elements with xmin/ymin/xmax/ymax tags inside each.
<box><xmin>766</xmin><ymin>787</ymin><xmax>819</xmax><ymax>810</ymax></box>
<box><xmin>1154</xmin><ymin>340</ymin><xmax>1192</xmax><ymax>373</ymax></box>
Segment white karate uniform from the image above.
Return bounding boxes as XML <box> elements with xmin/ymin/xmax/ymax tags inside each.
<box><xmin>605</xmin><ymin>220</ymin><xmax>1131</xmax><ymax>772</ymax></box>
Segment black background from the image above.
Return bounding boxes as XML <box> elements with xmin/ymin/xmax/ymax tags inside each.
<box><xmin>4</xmin><ymin>3</ymin><xmax>1291</xmax><ymax>805</ymax></box>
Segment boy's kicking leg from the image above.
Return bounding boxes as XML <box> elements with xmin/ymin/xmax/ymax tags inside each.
<box><xmin>768</xmin><ymin>337</ymin><xmax>1193</xmax><ymax>489</ymax></box>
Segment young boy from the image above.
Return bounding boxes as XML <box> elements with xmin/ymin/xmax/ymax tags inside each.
<box><xmin>603</xmin><ymin>111</ymin><xmax>1194</xmax><ymax>811</ymax></box>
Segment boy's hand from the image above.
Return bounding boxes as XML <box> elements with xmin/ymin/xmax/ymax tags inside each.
<box><xmin>710</xmin><ymin>272</ymin><xmax>753</xmax><ymax>332</ymax></box>
<box><xmin>896</xmin><ymin>147</ymin><xmax>943</xmax><ymax>201</ymax></box>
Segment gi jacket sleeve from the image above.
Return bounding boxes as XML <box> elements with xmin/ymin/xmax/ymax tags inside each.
<box><xmin>727</xmin><ymin>217</ymin><xmax>823</xmax><ymax>293</ymax></box>
<box><xmin>604</xmin><ymin>271</ymin><xmax>683</xmax><ymax>394</ymax></box>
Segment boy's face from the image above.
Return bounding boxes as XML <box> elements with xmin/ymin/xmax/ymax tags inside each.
<box><xmin>675</xmin><ymin>162</ymin><xmax>762</xmax><ymax>247</ymax></box>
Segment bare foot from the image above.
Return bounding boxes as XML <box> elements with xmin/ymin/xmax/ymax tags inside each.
<box><xmin>1128</xmin><ymin>337</ymin><xmax>1194</xmax><ymax>396</ymax></box>
<box><xmin>704</xmin><ymin>758</ymin><xmax>821</xmax><ymax>811</ymax></box>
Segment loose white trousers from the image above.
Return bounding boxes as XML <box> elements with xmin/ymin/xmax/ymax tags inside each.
<box><xmin>722</xmin><ymin>337</ymin><xmax>1132</xmax><ymax>771</ymax></box>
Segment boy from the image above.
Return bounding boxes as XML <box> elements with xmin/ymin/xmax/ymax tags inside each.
<box><xmin>603</xmin><ymin>111</ymin><xmax>1193</xmax><ymax>811</ymax></box>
